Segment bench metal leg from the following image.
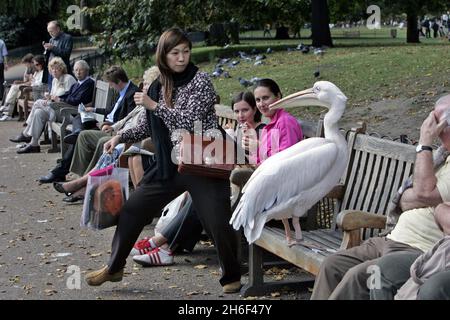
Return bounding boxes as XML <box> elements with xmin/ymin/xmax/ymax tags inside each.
<box><xmin>240</xmin><ymin>244</ymin><xmax>315</xmax><ymax>297</ymax></box>
<box><xmin>240</xmin><ymin>244</ymin><xmax>264</xmax><ymax>296</ymax></box>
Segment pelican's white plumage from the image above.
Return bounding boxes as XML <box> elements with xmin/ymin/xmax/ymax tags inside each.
<box><xmin>230</xmin><ymin>81</ymin><xmax>348</xmax><ymax>244</ymax></box>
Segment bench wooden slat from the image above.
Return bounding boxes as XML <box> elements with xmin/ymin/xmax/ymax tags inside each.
<box><xmin>304</xmin><ymin>232</ymin><xmax>341</xmax><ymax>251</ymax></box>
<box><xmin>348</xmin><ymin>150</ymin><xmax>366</xmax><ymax>210</ymax></box>
<box><xmin>314</xmin><ymin>229</ymin><xmax>343</xmax><ymax>246</ymax></box>
<box><xmin>362</xmin><ymin>154</ymin><xmax>383</xmax><ymax>213</ymax></box>
<box><xmin>356</xmin><ymin>152</ymin><xmax>375</xmax><ymax>210</ymax></box>
<box><xmin>378</xmin><ymin>158</ymin><xmax>398</xmax><ymax>215</ymax></box>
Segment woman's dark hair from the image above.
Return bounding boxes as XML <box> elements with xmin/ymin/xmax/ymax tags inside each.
<box><xmin>254</xmin><ymin>78</ymin><xmax>282</xmax><ymax>98</ymax></box>
<box><xmin>21</xmin><ymin>53</ymin><xmax>34</xmax><ymax>64</ymax></box>
<box><xmin>231</xmin><ymin>91</ymin><xmax>262</xmax><ymax>123</ymax></box>
<box><xmin>32</xmin><ymin>55</ymin><xmax>45</xmax><ymax>67</ymax></box>
<box><xmin>156</xmin><ymin>28</ymin><xmax>192</xmax><ymax>108</ymax></box>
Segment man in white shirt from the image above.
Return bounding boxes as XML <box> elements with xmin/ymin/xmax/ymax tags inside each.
<box><xmin>311</xmin><ymin>94</ymin><xmax>450</xmax><ymax>300</ymax></box>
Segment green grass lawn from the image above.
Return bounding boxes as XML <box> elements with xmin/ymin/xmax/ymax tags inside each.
<box><xmin>197</xmin><ymin>42</ymin><xmax>450</xmax><ymax>121</ymax></box>
<box><xmin>121</xmin><ymin>34</ymin><xmax>450</xmax><ymax>125</ymax></box>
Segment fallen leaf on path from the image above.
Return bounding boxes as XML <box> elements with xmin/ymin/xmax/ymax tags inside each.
<box><xmin>271</xmin><ymin>292</ymin><xmax>281</xmax><ymax>297</ymax></box>
<box><xmin>89</xmin><ymin>253</ymin><xmax>102</xmax><ymax>258</ymax></box>
<box><xmin>44</xmin><ymin>289</ymin><xmax>57</xmax><ymax>296</ymax></box>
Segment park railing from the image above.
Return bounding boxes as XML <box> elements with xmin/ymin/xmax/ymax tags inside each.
<box><xmin>70</xmin><ymin>50</ymin><xmax>110</xmax><ymax>75</ymax></box>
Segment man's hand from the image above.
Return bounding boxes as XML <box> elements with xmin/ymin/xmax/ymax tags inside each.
<box><xmin>85</xmin><ymin>107</ymin><xmax>95</xmax><ymax>113</ymax></box>
<box><xmin>419</xmin><ymin>111</ymin><xmax>448</xmax><ymax>145</ymax></box>
<box><xmin>43</xmin><ymin>43</ymin><xmax>54</xmax><ymax>51</ymax></box>
<box><xmin>102</xmin><ymin>124</ymin><xmax>113</xmax><ymax>133</ymax></box>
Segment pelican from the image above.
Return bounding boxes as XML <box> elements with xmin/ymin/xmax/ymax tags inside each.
<box><xmin>230</xmin><ymin>81</ymin><xmax>348</xmax><ymax>245</ymax></box>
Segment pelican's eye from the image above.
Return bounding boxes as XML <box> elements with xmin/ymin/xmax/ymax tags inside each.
<box><xmin>313</xmin><ymin>86</ymin><xmax>320</xmax><ymax>94</ymax></box>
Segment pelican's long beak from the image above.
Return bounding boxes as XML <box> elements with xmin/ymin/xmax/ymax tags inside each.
<box><xmin>270</xmin><ymin>88</ymin><xmax>328</xmax><ymax>110</ymax></box>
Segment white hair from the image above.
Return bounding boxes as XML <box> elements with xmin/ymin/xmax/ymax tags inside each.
<box><xmin>74</xmin><ymin>60</ymin><xmax>90</xmax><ymax>72</ymax></box>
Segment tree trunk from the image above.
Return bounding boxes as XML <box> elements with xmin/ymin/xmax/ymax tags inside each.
<box><xmin>406</xmin><ymin>12</ymin><xmax>420</xmax><ymax>43</ymax></box>
<box><xmin>207</xmin><ymin>23</ymin><xmax>229</xmax><ymax>47</ymax></box>
<box><xmin>311</xmin><ymin>0</ymin><xmax>333</xmax><ymax>47</ymax></box>
<box><xmin>275</xmin><ymin>25</ymin><xmax>290</xmax><ymax>39</ymax></box>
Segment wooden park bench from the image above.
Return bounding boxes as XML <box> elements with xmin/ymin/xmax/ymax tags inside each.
<box><xmin>238</xmin><ymin>125</ymin><xmax>417</xmax><ymax>296</ymax></box>
<box><xmin>49</xmin><ymin>80</ymin><xmax>115</xmax><ymax>155</ymax></box>
<box><xmin>17</xmin><ymin>84</ymin><xmax>48</xmax><ymax>121</ymax></box>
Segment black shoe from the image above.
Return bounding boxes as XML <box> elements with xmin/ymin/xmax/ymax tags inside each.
<box><xmin>53</xmin><ymin>182</ymin><xmax>71</xmax><ymax>196</ymax></box>
<box><xmin>40</xmin><ymin>139</ymin><xmax>52</xmax><ymax>145</ymax></box>
<box><xmin>10</xmin><ymin>133</ymin><xmax>31</xmax><ymax>143</ymax></box>
<box><xmin>38</xmin><ymin>172</ymin><xmax>66</xmax><ymax>184</ymax></box>
<box><xmin>17</xmin><ymin>144</ymin><xmax>40</xmax><ymax>154</ymax></box>
<box><xmin>63</xmin><ymin>195</ymin><xmax>84</xmax><ymax>203</ymax></box>
<box><xmin>63</xmin><ymin>131</ymin><xmax>80</xmax><ymax>145</ymax></box>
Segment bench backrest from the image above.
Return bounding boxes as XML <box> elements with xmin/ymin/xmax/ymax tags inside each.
<box><xmin>215</xmin><ymin>104</ymin><xmax>237</xmax><ymax>129</ymax></box>
<box><xmin>333</xmin><ymin>130</ymin><xmax>416</xmax><ymax>238</ymax></box>
<box><xmin>93</xmin><ymin>80</ymin><xmax>114</xmax><ymax>111</ymax></box>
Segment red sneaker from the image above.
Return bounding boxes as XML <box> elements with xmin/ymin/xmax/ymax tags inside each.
<box><xmin>129</xmin><ymin>237</ymin><xmax>157</xmax><ymax>256</ymax></box>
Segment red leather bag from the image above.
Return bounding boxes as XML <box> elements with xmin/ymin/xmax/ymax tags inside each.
<box><xmin>178</xmin><ymin>133</ymin><xmax>236</xmax><ymax>180</ymax></box>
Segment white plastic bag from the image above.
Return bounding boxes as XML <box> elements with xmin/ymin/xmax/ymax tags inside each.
<box><xmin>81</xmin><ymin>166</ymin><xmax>129</xmax><ymax>230</ymax></box>
<box><xmin>154</xmin><ymin>192</ymin><xmax>189</xmax><ymax>236</ymax></box>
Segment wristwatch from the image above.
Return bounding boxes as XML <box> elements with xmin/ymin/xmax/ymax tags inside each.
<box><xmin>416</xmin><ymin>144</ymin><xmax>433</xmax><ymax>153</ymax></box>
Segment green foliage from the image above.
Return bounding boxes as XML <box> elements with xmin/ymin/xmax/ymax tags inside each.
<box><xmin>0</xmin><ymin>15</ymin><xmax>25</xmax><ymax>48</ymax></box>
<box><xmin>88</xmin><ymin>0</ymin><xmax>312</xmax><ymax>60</ymax></box>
<box><xmin>0</xmin><ymin>0</ymin><xmax>72</xmax><ymax>18</ymax></box>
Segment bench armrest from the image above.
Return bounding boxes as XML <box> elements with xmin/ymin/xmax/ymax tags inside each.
<box><xmin>337</xmin><ymin>210</ymin><xmax>387</xmax><ymax>250</ymax></box>
<box><xmin>337</xmin><ymin>210</ymin><xmax>387</xmax><ymax>231</ymax></box>
<box><xmin>325</xmin><ymin>184</ymin><xmax>345</xmax><ymax>199</ymax></box>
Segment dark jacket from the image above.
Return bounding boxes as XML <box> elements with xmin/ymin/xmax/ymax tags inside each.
<box><xmin>96</xmin><ymin>81</ymin><xmax>140</xmax><ymax>124</ymax></box>
<box><xmin>49</xmin><ymin>32</ymin><xmax>73</xmax><ymax>73</ymax></box>
<box><xmin>59</xmin><ymin>77</ymin><xmax>95</xmax><ymax>106</ymax></box>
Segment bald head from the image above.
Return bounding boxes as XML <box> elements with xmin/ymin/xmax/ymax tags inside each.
<box><xmin>47</xmin><ymin>21</ymin><xmax>62</xmax><ymax>38</ymax></box>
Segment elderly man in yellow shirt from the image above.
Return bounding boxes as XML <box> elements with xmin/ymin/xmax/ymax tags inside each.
<box><xmin>311</xmin><ymin>94</ymin><xmax>450</xmax><ymax>300</ymax></box>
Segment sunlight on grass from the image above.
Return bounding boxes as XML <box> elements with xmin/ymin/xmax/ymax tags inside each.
<box><xmin>199</xmin><ymin>44</ymin><xmax>450</xmax><ymax>120</ymax></box>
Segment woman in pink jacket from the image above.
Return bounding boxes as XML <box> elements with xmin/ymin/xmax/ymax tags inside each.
<box><xmin>242</xmin><ymin>78</ymin><xmax>303</xmax><ymax>164</ymax></box>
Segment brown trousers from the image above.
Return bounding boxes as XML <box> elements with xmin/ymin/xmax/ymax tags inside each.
<box><xmin>311</xmin><ymin>237</ymin><xmax>422</xmax><ymax>300</ymax></box>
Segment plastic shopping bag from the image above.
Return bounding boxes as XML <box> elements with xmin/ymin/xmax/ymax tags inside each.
<box><xmin>81</xmin><ymin>167</ymin><xmax>129</xmax><ymax>230</ymax></box>
<box><xmin>154</xmin><ymin>192</ymin><xmax>190</xmax><ymax>236</ymax></box>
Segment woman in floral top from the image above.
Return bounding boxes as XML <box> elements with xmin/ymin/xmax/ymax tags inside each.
<box><xmin>86</xmin><ymin>28</ymin><xmax>241</xmax><ymax>294</ymax></box>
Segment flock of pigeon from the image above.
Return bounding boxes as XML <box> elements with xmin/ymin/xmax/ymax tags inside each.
<box><xmin>209</xmin><ymin>44</ymin><xmax>326</xmax><ymax>86</ymax></box>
